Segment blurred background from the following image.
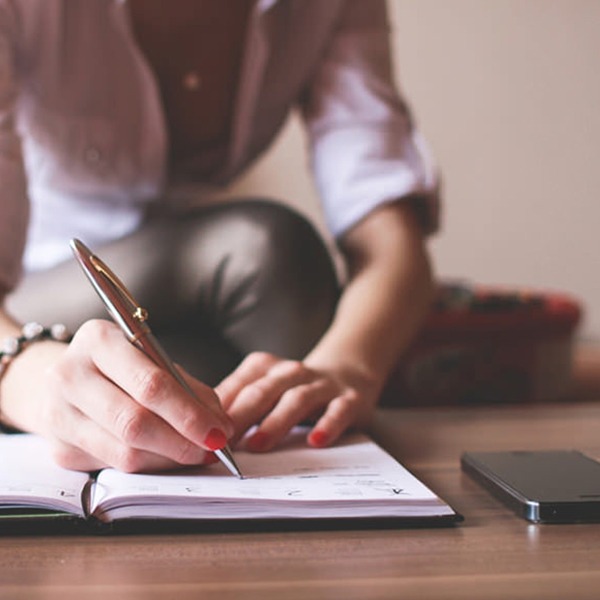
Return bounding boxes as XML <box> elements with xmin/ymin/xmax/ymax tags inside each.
<box><xmin>229</xmin><ymin>0</ymin><xmax>600</xmax><ymax>343</ymax></box>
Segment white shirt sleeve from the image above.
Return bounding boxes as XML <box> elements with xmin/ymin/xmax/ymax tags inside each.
<box><xmin>299</xmin><ymin>0</ymin><xmax>440</xmax><ymax>239</ymax></box>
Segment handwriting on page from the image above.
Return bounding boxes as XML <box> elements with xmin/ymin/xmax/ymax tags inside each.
<box><xmin>94</xmin><ymin>432</ymin><xmax>436</xmax><ymax>506</ymax></box>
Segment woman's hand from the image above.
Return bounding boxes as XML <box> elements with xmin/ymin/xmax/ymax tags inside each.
<box><xmin>216</xmin><ymin>351</ymin><xmax>381</xmax><ymax>451</ymax></box>
<box><xmin>217</xmin><ymin>201</ymin><xmax>433</xmax><ymax>452</ymax></box>
<box><xmin>1</xmin><ymin>319</ymin><xmax>234</xmax><ymax>473</ymax></box>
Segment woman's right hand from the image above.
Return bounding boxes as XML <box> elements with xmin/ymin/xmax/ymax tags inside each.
<box><xmin>0</xmin><ymin>319</ymin><xmax>234</xmax><ymax>472</ymax></box>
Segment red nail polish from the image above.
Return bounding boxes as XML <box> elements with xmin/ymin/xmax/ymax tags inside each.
<box><xmin>247</xmin><ymin>431</ymin><xmax>270</xmax><ymax>452</ymax></box>
<box><xmin>309</xmin><ymin>429</ymin><xmax>329</xmax><ymax>447</ymax></box>
<box><xmin>204</xmin><ymin>428</ymin><xmax>227</xmax><ymax>451</ymax></box>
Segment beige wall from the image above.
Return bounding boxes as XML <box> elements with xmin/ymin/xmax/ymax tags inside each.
<box><xmin>230</xmin><ymin>0</ymin><xmax>600</xmax><ymax>340</ymax></box>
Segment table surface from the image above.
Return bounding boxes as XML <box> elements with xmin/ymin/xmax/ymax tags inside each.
<box><xmin>2</xmin><ymin>400</ymin><xmax>600</xmax><ymax>600</ymax></box>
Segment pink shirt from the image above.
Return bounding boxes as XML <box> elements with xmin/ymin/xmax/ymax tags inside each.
<box><xmin>0</xmin><ymin>0</ymin><xmax>439</xmax><ymax>294</ymax></box>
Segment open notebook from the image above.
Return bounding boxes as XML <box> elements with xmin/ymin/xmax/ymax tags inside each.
<box><xmin>0</xmin><ymin>429</ymin><xmax>460</xmax><ymax>532</ymax></box>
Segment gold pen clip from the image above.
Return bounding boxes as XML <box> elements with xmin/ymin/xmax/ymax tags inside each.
<box><xmin>70</xmin><ymin>239</ymin><xmax>151</xmax><ymax>343</ymax></box>
<box><xmin>89</xmin><ymin>254</ymin><xmax>149</xmax><ymax>324</ymax></box>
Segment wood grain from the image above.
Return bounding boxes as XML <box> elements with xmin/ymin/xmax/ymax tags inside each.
<box><xmin>2</xmin><ymin>401</ymin><xmax>600</xmax><ymax>600</ymax></box>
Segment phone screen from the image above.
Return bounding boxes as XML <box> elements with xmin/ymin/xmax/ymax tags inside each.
<box><xmin>461</xmin><ymin>450</ymin><xmax>600</xmax><ymax>523</ymax></box>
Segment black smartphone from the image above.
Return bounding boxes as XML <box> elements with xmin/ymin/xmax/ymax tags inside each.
<box><xmin>461</xmin><ymin>450</ymin><xmax>600</xmax><ymax>523</ymax></box>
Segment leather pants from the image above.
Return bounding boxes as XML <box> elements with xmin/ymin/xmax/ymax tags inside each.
<box><xmin>6</xmin><ymin>199</ymin><xmax>340</xmax><ymax>385</ymax></box>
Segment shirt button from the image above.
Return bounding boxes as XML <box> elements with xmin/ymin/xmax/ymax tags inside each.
<box><xmin>182</xmin><ymin>71</ymin><xmax>202</xmax><ymax>91</ymax></box>
<box><xmin>84</xmin><ymin>146</ymin><xmax>103</xmax><ymax>164</ymax></box>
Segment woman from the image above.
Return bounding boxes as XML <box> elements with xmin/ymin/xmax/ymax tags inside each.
<box><xmin>0</xmin><ymin>0</ymin><xmax>438</xmax><ymax>472</ymax></box>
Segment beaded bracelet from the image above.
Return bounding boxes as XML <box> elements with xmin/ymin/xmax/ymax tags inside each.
<box><xmin>0</xmin><ymin>322</ymin><xmax>72</xmax><ymax>381</ymax></box>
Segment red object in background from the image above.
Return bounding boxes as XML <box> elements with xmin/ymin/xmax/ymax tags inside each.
<box><xmin>381</xmin><ymin>283</ymin><xmax>583</xmax><ymax>406</ymax></box>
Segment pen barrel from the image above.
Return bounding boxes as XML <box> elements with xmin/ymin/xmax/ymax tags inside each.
<box><xmin>135</xmin><ymin>332</ymin><xmax>194</xmax><ymax>396</ymax></box>
<box><xmin>70</xmin><ymin>238</ymin><xmax>242</xmax><ymax>478</ymax></box>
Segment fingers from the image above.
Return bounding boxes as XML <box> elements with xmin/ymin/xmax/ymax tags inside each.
<box><xmin>219</xmin><ymin>352</ymin><xmax>378</xmax><ymax>453</ymax></box>
<box><xmin>44</xmin><ymin>320</ymin><xmax>232</xmax><ymax>471</ymax></box>
<box><xmin>307</xmin><ymin>391</ymin><xmax>370</xmax><ymax>448</ymax></box>
<box><xmin>47</xmin><ymin>359</ymin><xmax>208</xmax><ymax>469</ymax></box>
<box><xmin>49</xmin><ymin>436</ymin><xmax>215</xmax><ymax>474</ymax></box>
<box><xmin>47</xmin><ymin>321</ymin><xmax>377</xmax><ymax>470</ymax></box>
<box><xmin>76</xmin><ymin>322</ymin><xmax>233</xmax><ymax>443</ymax></box>
<box><xmin>216</xmin><ymin>352</ymin><xmax>280</xmax><ymax>410</ymax></box>
<box><xmin>245</xmin><ymin>378</ymin><xmax>337</xmax><ymax>451</ymax></box>
<box><xmin>218</xmin><ymin>354</ymin><xmax>317</xmax><ymax>442</ymax></box>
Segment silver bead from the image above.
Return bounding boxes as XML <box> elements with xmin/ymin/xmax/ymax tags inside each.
<box><xmin>50</xmin><ymin>323</ymin><xmax>71</xmax><ymax>342</ymax></box>
<box><xmin>2</xmin><ymin>336</ymin><xmax>19</xmax><ymax>356</ymax></box>
<box><xmin>23</xmin><ymin>321</ymin><xmax>44</xmax><ymax>340</ymax></box>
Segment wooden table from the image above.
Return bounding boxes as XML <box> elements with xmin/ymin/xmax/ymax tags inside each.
<box><xmin>2</xmin><ymin>401</ymin><xmax>600</xmax><ymax>600</ymax></box>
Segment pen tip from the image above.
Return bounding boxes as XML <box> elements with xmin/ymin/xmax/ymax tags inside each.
<box><xmin>70</xmin><ymin>238</ymin><xmax>88</xmax><ymax>259</ymax></box>
<box><xmin>215</xmin><ymin>447</ymin><xmax>245</xmax><ymax>479</ymax></box>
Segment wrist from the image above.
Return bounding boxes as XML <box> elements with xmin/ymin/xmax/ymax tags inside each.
<box><xmin>304</xmin><ymin>353</ymin><xmax>386</xmax><ymax>397</ymax></box>
<box><xmin>0</xmin><ymin>322</ymin><xmax>71</xmax><ymax>431</ymax></box>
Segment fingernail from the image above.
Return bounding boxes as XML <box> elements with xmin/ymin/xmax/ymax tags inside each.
<box><xmin>309</xmin><ymin>429</ymin><xmax>329</xmax><ymax>447</ymax></box>
<box><xmin>247</xmin><ymin>431</ymin><xmax>270</xmax><ymax>452</ymax></box>
<box><xmin>204</xmin><ymin>428</ymin><xmax>228</xmax><ymax>451</ymax></box>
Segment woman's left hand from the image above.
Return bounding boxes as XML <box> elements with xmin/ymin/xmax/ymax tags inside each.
<box><xmin>217</xmin><ymin>201</ymin><xmax>434</xmax><ymax>453</ymax></box>
<box><xmin>216</xmin><ymin>351</ymin><xmax>381</xmax><ymax>451</ymax></box>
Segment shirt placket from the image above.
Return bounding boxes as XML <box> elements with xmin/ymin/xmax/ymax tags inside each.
<box><xmin>227</xmin><ymin>0</ymin><xmax>280</xmax><ymax>173</ymax></box>
<box><xmin>111</xmin><ymin>0</ymin><xmax>168</xmax><ymax>198</ymax></box>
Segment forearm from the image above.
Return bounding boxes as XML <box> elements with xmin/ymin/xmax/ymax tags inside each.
<box><xmin>304</xmin><ymin>201</ymin><xmax>434</xmax><ymax>393</ymax></box>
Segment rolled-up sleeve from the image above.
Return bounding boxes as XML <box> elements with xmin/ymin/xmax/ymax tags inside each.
<box><xmin>299</xmin><ymin>0</ymin><xmax>440</xmax><ymax>239</ymax></box>
<box><xmin>0</xmin><ymin>4</ymin><xmax>28</xmax><ymax>297</ymax></box>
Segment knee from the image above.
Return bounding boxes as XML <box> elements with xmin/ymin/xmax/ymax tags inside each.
<box><xmin>169</xmin><ymin>198</ymin><xmax>339</xmax><ymax>304</ymax></box>
<box><xmin>167</xmin><ymin>199</ymin><xmax>340</xmax><ymax>358</ymax></box>
<box><xmin>209</xmin><ymin>199</ymin><xmax>339</xmax><ymax>357</ymax></box>
<box><xmin>228</xmin><ymin>199</ymin><xmax>338</xmax><ymax>298</ymax></box>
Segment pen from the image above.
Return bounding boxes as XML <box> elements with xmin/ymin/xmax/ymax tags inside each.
<box><xmin>69</xmin><ymin>238</ymin><xmax>243</xmax><ymax>479</ymax></box>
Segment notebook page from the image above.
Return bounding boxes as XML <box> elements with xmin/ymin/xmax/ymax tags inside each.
<box><xmin>91</xmin><ymin>430</ymin><xmax>453</xmax><ymax>521</ymax></box>
<box><xmin>0</xmin><ymin>434</ymin><xmax>88</xmax><ymax>516</ymax></box>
